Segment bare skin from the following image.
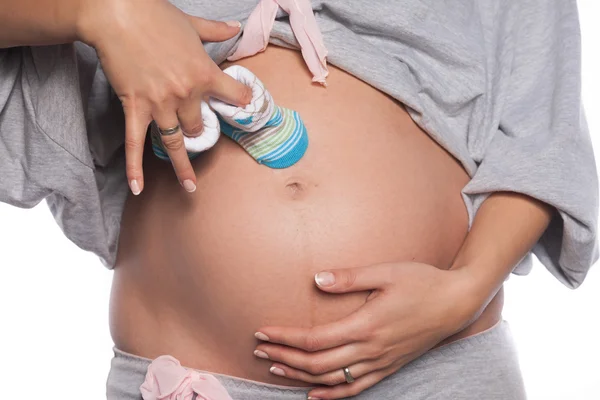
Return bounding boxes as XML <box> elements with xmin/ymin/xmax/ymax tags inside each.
<box><xmin>110</xmin><ymin>45</ymin><xmax>503</xmax><ymax>387</ymax></box>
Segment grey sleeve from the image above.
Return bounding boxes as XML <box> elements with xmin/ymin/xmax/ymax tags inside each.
<box><xmin>0</xmin><ymin>46</ymin><xmax>53</xmax><ymax>207</ymax></box>
<box><xmin>462</xmin><ymin>0</ymin><xmax>599</xmax><ymax>288</ymax></box>
<box><xmin>0</xmin><ymin>44</ymin><xmax>125</xmax><ymax>267</ymax></box>
<box><xmin>0</xmin><ymin>45</ymin><xmax>98</xmax><ymax>203</ymax></box>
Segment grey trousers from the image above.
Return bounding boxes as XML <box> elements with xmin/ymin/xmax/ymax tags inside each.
<box><xmin>106</xmin><ymin>320</ymin><xmax>527</xmax><ymax>399</ymax></box>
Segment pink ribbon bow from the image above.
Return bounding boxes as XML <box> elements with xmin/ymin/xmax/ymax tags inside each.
<box><xmin>228</xmin><ymin>0</ymin><xmax>329</xmax><ymax>85</ymax></box>
<box><xmin>140</xmin><ymin>355</ymin><xmax>233</xmax><ymax>400</ymax></box>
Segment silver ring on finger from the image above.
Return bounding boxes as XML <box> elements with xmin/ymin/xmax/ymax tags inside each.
<box><xmin>159</xmin><ymin>124</ymin><xmax>181</xmax><ymax>136</ymax></box>
<box><xmin>342</xmin><ymin>366</ymin><xmax>355</xmax><ymax>383</ymax></box>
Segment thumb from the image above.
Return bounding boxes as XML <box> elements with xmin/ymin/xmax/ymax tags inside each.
<box><xmin>314</xmin><ymin>264</ymin><xmax>392</xmax><ymax>293</ymax></box>
<box><xmin>187</xmin><ymin>16</ymin><xmax>242</xmax><ymax>42</ymax></box>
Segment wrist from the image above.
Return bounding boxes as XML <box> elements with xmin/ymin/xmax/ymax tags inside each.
<box><xmin>75</xmin><ymin>0</ymin><xmax>126</xmax><ymax>46</ymax></box>
<box><xmin>445</xmin><ymin>265</ymin><xmax>498</xmax><ymax>331</ymax></box>
<box><xmin>75</xmin><ymin>0</ymin><xmax>105</xmax><ymax>46</ymax></box>
<box><xmin>50</xmin><ymin>0</ymin><xmax>90</xmax><ymax>44</ymax></box>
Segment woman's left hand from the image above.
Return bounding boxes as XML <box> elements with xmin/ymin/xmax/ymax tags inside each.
<box><xmin>253</xmin><ymin>262</ymin><xmax>481</xmax><ymax>399</ymax></box>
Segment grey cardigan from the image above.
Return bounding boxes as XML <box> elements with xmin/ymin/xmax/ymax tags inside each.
<box><xmin>0</xmin><ymin>0</ymin><xmax>597</xmax><ymax>288</ymax></box>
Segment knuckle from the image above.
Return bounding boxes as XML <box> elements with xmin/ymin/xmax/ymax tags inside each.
<box><xmin>183</xmin><ymin>120</ymin><xmax>204</xmax><ymax>135</ymax></box>
<box><xmin>173</xmin><ymin>80</ymin><xmax>194</xmax><ymax>99</ymax></box>
<box><xmin>150</xmin><ymin>93</ymin><xmax>168</xmax><ymax>106</ymax></box>
<box><xmin>243</xmin><ymin>84</ymin><xmax>253</xmax><ymax>101</ymax></box>
<box><xmin>303</xmin><ymin>333</ymin><xmax>321</xmax><ymax>352</ymax></box>
<box><xmin>195</xmin><ymin>66</ymin><xmax>215</xmax><ymax>88</ymax></box>
<box><xmin>152</xmin><ymin>85</ymin><xmax>182</xmax><ymax>105</ymax></box>
<box><xmin>148</xmin><ymin>85</ymin><xmax>169</xmax><ymax>105</ymax></box>
<box><xmin>342</xmin><ymin>271</ymin><xmax>357</xmax><ymax>289</ymax></box>
<box><xmin>124</xmin><ymin>136</ymin><xmax>142</xmax><ymax>151</ymax></box>
<box><xmin>306</xmin><ymin>358</ymin><xmax>328</xmax><ymax>375</ymax></box>
<box><xmin>368</xmin><ymin>342</ymin><xmax>386</xmax><ymax>359</ymax></box>
<box><xmin>161</xmin><ymin>136</ymin><xmax>184</xmax><ymax>151</ymax></box>
<box><xmin>234</xmin><ymin>84</ymin><xmax>253</xmax><ymax>105</ymax></box>
<box><xmin>321</xmin><ymin>374</ymin><xmax>341</xmax><ymax>386</ymax></box>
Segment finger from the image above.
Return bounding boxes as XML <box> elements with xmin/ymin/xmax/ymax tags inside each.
<box><xmin>256</xmin><ymin>310</ymin><xmax>370</xmax><ymax>351</ymax></box>
<box><xmin>153</xmin><ymin>107</ymin><xmax>197</xmax><ymax>193</ymax></box>
<box><xmin>307</xmin><ymin>364</ymin><xmax>399</xmax><ymax>400</ymax></box>
<box><xmin>314</xmin><ymin>264</ymin><xmax>395</xmax><ymax>293</ymax></box>
<box><xmin>255</xmin><ymin>342</ymin><xmax>373</xmax><ymax>377</ymax></box>
<box><xmin>177</xmin><ymin>96</ymin><xmax>204</xmax><ymax>137</ymax></box>
<box><xmin>268</xmin><ymin>359</ymin><xmax>384</xmax><ymax>386</ymax></box>
<box><xmin>123</xmin><ymin>104</ymin><xmax>152</xmax><ymax>195</ymax></box>
<box><xmin>181</xmin><ymin>102</ymin><xmax>221</xmax><ymax>151</ymax></box>
<box><xmin>207</xmin><ymin>66</ymin><xmax>253</xmax><ymax>108</ymax></box>
<box><xmin>187</xmin><ymin>16</ymin><xmax>241</xmax><ymax>42</ymax></box>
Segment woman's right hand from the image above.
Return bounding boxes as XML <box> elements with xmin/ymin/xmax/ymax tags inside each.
<box><xmin>77</xmin><ymin>0</ymin><xmax>252</xmax><ymax>194</ymax></box>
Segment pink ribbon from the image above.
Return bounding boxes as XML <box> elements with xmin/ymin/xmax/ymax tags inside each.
<box><xmin>228</xmin><ymin>0</ymin><xmax>329</xmax><ymax>85</ymax></box>
<box><xmin>140</xmin><ymin>355</ymin><xmax>233</xmax><ymax>400</ymax></box>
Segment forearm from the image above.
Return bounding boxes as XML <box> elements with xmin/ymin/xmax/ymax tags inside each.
<box><xmin>0</xmin><ymin>0</ymin><xmax>84</xmax><ymax>48</ymax></box>
<box><xmin>0</xmin><ymin>0</ymin><xmax>125</xmax><ymax>48</ymax></box>
<box><xmin>450</xmin><ymin>191</ymin><xmax>554</xmax><ymax>319</ymax></box>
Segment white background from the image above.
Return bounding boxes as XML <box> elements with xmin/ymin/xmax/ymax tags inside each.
<box><xmin>1</xmin><ymin>1</ymin><xmax>599</xmax><ymax>399</ymax></box>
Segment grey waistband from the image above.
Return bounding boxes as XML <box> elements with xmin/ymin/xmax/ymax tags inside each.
<box><xmin>106</xmin><ymin>320</ymin><xmax>526</xmax><ymax>399</ymax></box>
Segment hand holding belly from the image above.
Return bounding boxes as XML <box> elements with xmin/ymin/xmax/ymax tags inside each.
<box><xmin>253</xmin><ymin>262</ymin><xmax>482</xmax><ymax>399</ymax></box>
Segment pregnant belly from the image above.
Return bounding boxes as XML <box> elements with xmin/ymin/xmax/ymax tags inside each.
<box><xmin>110</xmin><ymin>46</ymin><xmax>472</xmax><ymax>385</ymax></box>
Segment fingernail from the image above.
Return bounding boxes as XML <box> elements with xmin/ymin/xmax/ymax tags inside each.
<box><xmin>269</xmin><ymin>366</ymin><xmax>285</xmax><ymax>377</ymax></box>
<box><xmin>226</xmin><ymin>20</ymin><xmax>242</xmax><ymax>28</ymax></box>
<box><xmin>253</xmin><ymin>350</ymin><xmax>269</xmax><ymax>359</ymax></box>
<box><xmin>182</xmin><ymin>179</ymin><xmax>196</xmax><ymax>193</ymax></box>
<box><xmin>255</xmin><ymin>332</ymin><xmax>270</xmax><ymax>341</ymax></box>
<box><xmin>130</xmin><ymin>179</ymin><xmax>141</xmax><ymax>195</ymax></box>
<box><xmin>315</xmin><ymin>272</ymin><xmax>335</xmax><ymax>287</ymax></box>
<box><xmin>307</xmin><ymin>397</ymin><xmax>323</xmax><ymax>400</ymax></box>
